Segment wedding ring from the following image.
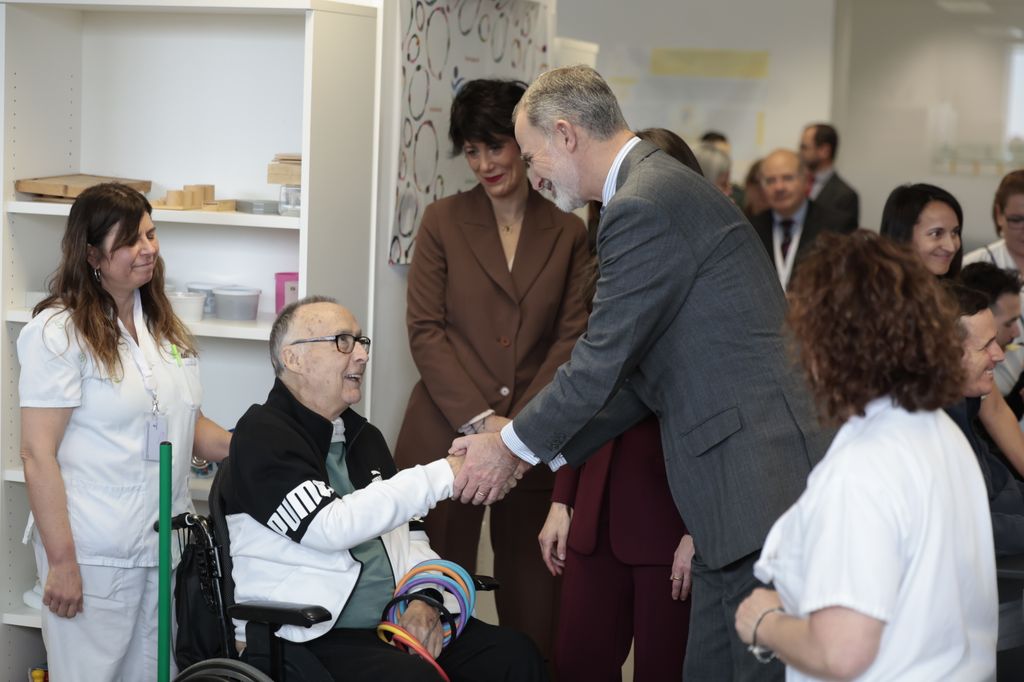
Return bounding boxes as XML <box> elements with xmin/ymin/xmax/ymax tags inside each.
<box><xmin>670</xmin><ymin>576</ymin><xmax>682</xmax><ymax>581</ymax></box>
<box><xmin>475</xmin><ymin>490</ymin><xmax>487</xmax><ymax>497</ymax></box>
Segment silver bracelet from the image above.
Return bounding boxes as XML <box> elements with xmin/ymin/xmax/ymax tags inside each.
<box><xmin>747</xmin><ymin>606</ymin><xmax>784</xmax><ymax>664</ymax></box>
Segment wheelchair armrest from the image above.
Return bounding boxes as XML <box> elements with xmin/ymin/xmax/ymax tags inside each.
<box><xmin>472</xmin><ymin>574</ymin><xmax>499</xmax><ymax>592</ymax></box>
<box><xmin>228</xmin><ymin>601</ymin><xmax>332</xmax><ymax>628</ymax></box>
<box><xmin>997</xmin><ymin>553</ymin><xmax>1024</xmax><ymax>581</ymax></box>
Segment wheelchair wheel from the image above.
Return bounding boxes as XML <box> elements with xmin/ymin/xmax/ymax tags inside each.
<box><xmin>173</xmin><ymin>657</ymin><xmax>274</xmax><ymax>682</ymax></box>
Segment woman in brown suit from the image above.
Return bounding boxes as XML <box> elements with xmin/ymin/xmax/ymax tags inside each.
<box><xmin>394</xmin><ymin>79</ymin><xmax>590</xmax><ymax>668</ymax></box>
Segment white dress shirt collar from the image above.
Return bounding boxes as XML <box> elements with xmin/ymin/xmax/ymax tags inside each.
<box><xmin>602</xmin><ymin>136</ymin><xmax>642</xmax><ymax>206</ymax></box>
<box><xmin>810</xmin><ymin>167</ymin><xmax>835</xmax><ymax>200</ymax></box>
<box><xmin>772</xmin><ymin>200</ymin><xmax>809</xmax><ymax>231</ymax></box>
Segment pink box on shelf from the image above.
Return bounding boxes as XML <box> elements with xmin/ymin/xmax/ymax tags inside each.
<box><xmin>275</xmin><ymin>272</ymin><xmax>299</xmax><ymax>313</ymax></box>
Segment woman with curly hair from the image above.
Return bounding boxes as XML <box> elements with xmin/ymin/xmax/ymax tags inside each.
<box><xmin>734</xmin><ymin>230</ymin><xmax>997</xmax><ymax>680</ymax></box>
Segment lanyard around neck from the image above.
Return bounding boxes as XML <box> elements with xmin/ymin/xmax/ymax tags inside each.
<box><xmin>121</xmin><ymin>292</ymin><xmax>160</xmax><ymax>413</ymax></box>
<box><xmin>773</xmin><ymin>221</ymin><xmax>801</xmax><ymax>288</ymax></box>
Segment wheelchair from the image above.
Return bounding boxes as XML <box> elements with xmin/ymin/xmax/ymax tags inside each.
<box><xmin>166</xmin><ymin>458</ymin><xmax>496</xmax><ymax>682</ymax></box>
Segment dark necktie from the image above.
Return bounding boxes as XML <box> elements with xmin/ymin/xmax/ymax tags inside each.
<box><xmin>780</xmin><ymin>219</ymin><xmax>794</xmax><ymax>259</ymax></box>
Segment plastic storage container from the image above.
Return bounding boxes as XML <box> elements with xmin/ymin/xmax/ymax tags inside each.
<box><xmin>168</xmin><ymin>291</ymin><xmax>206</xmax><ymax>322</ymax></box>
<box><xmin>279</xmin><ymin>185</ymin><xmax>301</xmax><ymax>217</ymax></box>
<box><xmin>213</xmin><ymin>287</ymin><xmax>261</xmax><ymax>321</ymax></box>
<box><xmin>186</xmin><ymin>282</ymin><xmax>222</xmax><ymax>318</ymax></box>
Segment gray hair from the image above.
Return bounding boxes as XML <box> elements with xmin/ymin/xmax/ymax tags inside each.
<box><xmin>269</xmin><ymin>294</ymin><xmax>338</xmax><ymax>377</ymax></box>
<box><xmin>694</xmin><ymin>142</ymin><xmax>731</xmax><ymax>182</ymax></box>
<box><xmin>514</xmin><ymin>65</ymin><xmax>628</xmax><ymax>140</ymax></box>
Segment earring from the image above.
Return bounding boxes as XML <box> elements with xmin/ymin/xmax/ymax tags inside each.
<box><xmin>93</xmin><ymin>268</ymin><xmax>101</xmax><ymax>282</ymax></box>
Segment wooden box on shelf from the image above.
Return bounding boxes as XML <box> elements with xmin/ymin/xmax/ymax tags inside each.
<box><xmin>15</xmin><ymin>173</ymin><xmax>152</xmax><ymax>199</ymax></box>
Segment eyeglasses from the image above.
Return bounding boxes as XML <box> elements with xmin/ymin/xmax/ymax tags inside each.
<box><xmin>288</xmin><ymin>332</ymin><xmax>371</xmax><ymax>354</ymax></box>
<box><xmin>1004</xmin><ymin>215</ymin><xmax>1024</xmax><ymax>233</ymax></box>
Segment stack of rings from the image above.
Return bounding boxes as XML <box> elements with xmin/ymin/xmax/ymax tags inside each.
<box><xmin>377</xmin><ymin>560</ymin><xmax>477</xmax><ymax>682</ymax></box>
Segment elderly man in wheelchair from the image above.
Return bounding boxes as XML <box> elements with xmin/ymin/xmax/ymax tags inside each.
<box><xmin>199</xmin><ymin>295</ymin><xmax>545</xmax><ymax>681</ymax></box>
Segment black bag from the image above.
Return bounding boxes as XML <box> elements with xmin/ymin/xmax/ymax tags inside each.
<box><xmin>174</xmin><ymin>518</ymin><xmax>233</xmax><ymax>670</ymax></box>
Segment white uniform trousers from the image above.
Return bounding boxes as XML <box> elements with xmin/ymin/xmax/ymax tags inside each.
<box><xmin>34</xmin><ymin>541</ymin><xmax>178</xmax><ymax>682</ymax></box>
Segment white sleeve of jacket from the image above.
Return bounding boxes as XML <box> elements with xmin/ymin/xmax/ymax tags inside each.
<box><xmin>300</xmin><ymin>460</ymin><xmax>453</xmax><ymax>553</ymax></box>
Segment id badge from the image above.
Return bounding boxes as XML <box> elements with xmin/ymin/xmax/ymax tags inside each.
<box><xmin>144</xmin><ymin>413</ymin><xmax>169</xmax><ymax>462</ymax></box>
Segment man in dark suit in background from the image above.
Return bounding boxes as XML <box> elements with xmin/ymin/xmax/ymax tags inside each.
<box><xmin>751</xmin><ymin>149</ymin><xmax>847</xmax><ymax>290</ymax></box>
<box><xmin>799</xmin><ymin>122</ymin><xmax>859</xmax><ymax>231</ymax></box>
<box><xmin>449</xmin><ymin>65</ymin><xmax>831</xmax><ymax>681</ymax></box>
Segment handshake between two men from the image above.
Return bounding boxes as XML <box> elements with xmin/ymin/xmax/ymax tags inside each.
<box><xmin>446</xmin><ymin>415</ymin><xmax>532</xmax><ymax>506</ymax></box>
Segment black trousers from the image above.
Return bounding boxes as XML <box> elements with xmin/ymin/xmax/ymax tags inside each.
<box><xmin>245</xmin><ymin>617</ymin><xmax>547</xmax><ymax>682</ymax></box>
<box><xmin>682</xmin><ymin>549</ymin><xmax>784</xmax><ymax>682</ymax></box>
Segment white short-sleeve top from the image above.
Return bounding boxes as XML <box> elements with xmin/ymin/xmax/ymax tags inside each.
<box><xmin>18</xmin><ymin>290</ymin><xmax>202</xmax><ymax>567</ymax></box>
<box><xmin>755</xmin><ymin>398</ymin><xmax>998</xmax><ymax>681</ymax></box>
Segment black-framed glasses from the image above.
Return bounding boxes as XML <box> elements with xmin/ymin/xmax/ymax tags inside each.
<box><xmin>1004</xmin><ymin>215</ymin><xmax>1024</xmax><ymax>232</ymax></box>
<box><xmin>288</xmin><ymin>333</ymin><xmax>371</xmax><ymax>354</ymax></box>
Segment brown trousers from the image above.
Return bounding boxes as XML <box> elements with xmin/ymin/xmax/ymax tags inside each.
<box><xmin>421</xmin><ymin>481</ymin><xmax>560</xmax><ymax>672</ymax></box>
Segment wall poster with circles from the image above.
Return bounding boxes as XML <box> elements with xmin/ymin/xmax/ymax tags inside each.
<box><xmin>389</xmin><ymin>0</ymin><xmax>552</xmax><ymax>265</ymax></box>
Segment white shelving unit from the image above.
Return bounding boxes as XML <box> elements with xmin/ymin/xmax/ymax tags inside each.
<box><xmin>7</xmin><ymin>200</ymin><xmax>303</xmax><ymax>229</ymax></box>
<box><xmin>0</xmin><ymin>0</ymin><xmax>379</xmax><ymax>674</ymax></box>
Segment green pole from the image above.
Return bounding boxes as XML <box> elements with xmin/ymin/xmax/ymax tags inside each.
<box><xmin>158</xmin><ymin>440</ymin><xmax>172</xmax><ymax>682</ymax></box>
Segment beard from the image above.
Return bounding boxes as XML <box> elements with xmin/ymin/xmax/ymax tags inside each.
<box><xmin>547</xmin><ymin>157</ymin><xmax>585</xmax><ymax>213</ymax></box>
<box><xmin>552</xmin><ymin>188</ymin><xmax>585</xmax><ymax>213</ymax></box>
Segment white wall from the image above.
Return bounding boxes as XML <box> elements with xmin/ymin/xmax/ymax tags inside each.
<box><xmin>368</xmin><ymin>0</ymin><xmax>419</xmax><ymax>445</ymax></box>
<box><xmin>835</xmin><ymin>0</ymin><xmax>1015</xmax><ymax>247</ymax></box>
<box><xmin>555</xmin><ymin>0</ymin><xmax>837</xmax><ymax>181</ymax></box>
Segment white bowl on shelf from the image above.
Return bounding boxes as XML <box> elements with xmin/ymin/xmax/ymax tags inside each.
<box><xmin>168</xmin><ymin>291</ymin><xmax>207</xmax><ymax>322</ymax></box>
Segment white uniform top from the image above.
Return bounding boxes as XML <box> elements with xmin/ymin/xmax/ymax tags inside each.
<box><xmin>18</xmin><ymin>291</ymin><xmax>202</xmax><ymax>567</ymax></box>
<box><xmin>755</xmin><ymin>398</ymin><xmax>998</xmax><ymax>682</ymax></box>
<box><xmin>964</xmin><ymin>239</ymin><xmax>1015</xmax><ymax>271</ymax></box>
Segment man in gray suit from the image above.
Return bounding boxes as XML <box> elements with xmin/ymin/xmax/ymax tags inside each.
<box><xmin>450</xmin><ymin>65</ymin><xmax>830</xmax><ymax>680</ymax></box>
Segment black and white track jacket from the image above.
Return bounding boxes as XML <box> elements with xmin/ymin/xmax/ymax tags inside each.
<box><xmin>224</xmin><ymin>379</ymin><xmax>454</xmax><ymax>642</ymax></box>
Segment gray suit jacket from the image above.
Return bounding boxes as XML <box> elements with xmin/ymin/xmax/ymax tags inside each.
<box><xmin>513</xmin><ymin>140</ymin><xmax>832</xmax><ymax>569</ymax></box>
<box><xmin>815</xmin><ymin>172</ymin><xmax>859</xmax><ymax>233</ymax></box>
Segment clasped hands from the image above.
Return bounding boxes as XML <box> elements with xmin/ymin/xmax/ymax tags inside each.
<box><xmin>445</xmin><ymin>415</ymin><xmax>530</xmax><ymax>506</ymax></box>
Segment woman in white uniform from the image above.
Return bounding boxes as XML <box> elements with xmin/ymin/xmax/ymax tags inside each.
<box><xmin>18</xmin><ymin>183</ymin><xmax>231</xmax><ymax>681</ymax></box>
<box><xmin>734</xmin><ymin>230</ymin><xmax>998</xmax><ymax>680</ymax></box>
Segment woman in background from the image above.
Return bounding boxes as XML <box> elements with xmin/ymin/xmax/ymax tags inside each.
<box><xmin>881</xmin><ymin>182</ymin><xmax>1024</xmax><ymax>477</ymax></box>
<box><xmin>879</xmin><ymin>182</ymin><xmax>963</xmax><ymax>278</ymax></box>
<box><xmin>742</xmin><ymin>159</ymin><xmax>768</xmax><ymax>219</ymax></box>
<box><xmin>394</xmin><ymin>79</ymin><xmax>591</xmax><ymax>668</ymax></box>
<box><xmin>964</xmin><ymin>169</ymin><xmax>1024</xmax><ymax>269</ymax></box>
<box><xmin>735</xmin><ymin>230</ymin><xmax>997</xmax><ymax>680</ymax></box>
<box><xmin>18</xmin><ymin>183</ymin><xmax>230</xmax><ymax>681</ymax></box>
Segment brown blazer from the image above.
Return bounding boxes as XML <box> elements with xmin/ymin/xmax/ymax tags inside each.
<box><xmin>395</xmin><ymin>184</ymin><xmax>591</xmax><ymax>490</ymax></box>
